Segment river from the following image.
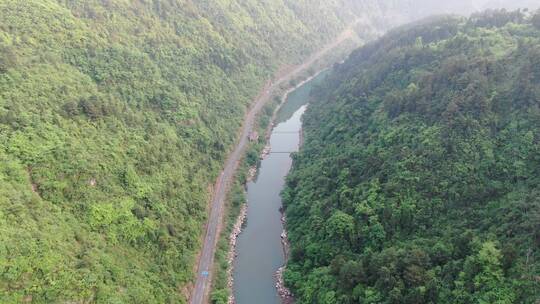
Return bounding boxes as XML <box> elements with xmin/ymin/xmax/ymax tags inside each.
<box><xmin>232</xmin><ymin>71</ymin><xmax>328</xmax><ymax>304</ymax></box>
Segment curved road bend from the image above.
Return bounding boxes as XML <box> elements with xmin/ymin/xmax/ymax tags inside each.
<box><xmin>190</xmin><ymin>23</ymin><xmax>360</xmax><ymax>304</ymax></box>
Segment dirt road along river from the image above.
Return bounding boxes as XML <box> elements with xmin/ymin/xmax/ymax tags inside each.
<box><xmin>189</xmin><ymin>23</ymin><xmax>359</xmax><ymax>304</ymax></box>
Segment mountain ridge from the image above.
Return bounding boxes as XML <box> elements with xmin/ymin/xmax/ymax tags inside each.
<box><xmin>283</xmin><ymin>11</ymin><xmax>540</xmax><ymax>304</ymax></box>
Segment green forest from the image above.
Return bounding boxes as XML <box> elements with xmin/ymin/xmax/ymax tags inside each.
<box><xmin>0</xmin><ymin>0</ymin><xmax>370</xmax><ymax>302</ymax></box>
<box><xmin>283</xmin><ymin>10</ymin><xmax>540</xmax><ymax>304</ymax></box>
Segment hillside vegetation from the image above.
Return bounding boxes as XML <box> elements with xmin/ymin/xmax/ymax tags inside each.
<box><xmin>283</xmin><ymin>10</ymin><xmax>540</xmax><ymax>304</ymax></box>
<box><xmin>0</xmin><ymin>0</ymin><xmax>372</xmax><ymax>302</ymax></box>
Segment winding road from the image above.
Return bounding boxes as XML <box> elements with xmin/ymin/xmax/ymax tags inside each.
<box><xmin>189</xmin><ymin>23</ymin><xmax>360</xmax><ymax>304</ymax></box>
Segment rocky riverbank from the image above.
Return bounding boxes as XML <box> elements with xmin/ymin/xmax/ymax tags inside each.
<box><xmin>228</xmin><ymin>70</ymin><xmax>327</xmax><ymax>304</ymax></box>
<box><xmin>275</xmin><ymin>266</ymin><xmax>294</xmax><ymax>304</ymax></box>
<box><xmin>275</xmin><ymin>208</ymin><xmax>294</xmax><ymax>304</ymax></box>
<box><xmin>226</xmin><ymin>204</ymin><xmax>247</xmax><ymax>304</ymax></box>
<box><xmin>225</xmin><ymin>143</ymin><xmax>270</xmax><ymax>304</ymax></box>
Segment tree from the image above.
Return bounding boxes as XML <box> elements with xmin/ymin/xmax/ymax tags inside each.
<box><xmin>473</xmin><ymin>242</ymin><xmax>516</xmax><ymax>304</ymax></box>
<box><xmin>326</xmin><ymin>211</ymin><xmax>355</xmax><ymax>246</ymax></box>
<box><xmin>532</xmin><ymin>11</ymin><xmax>540</xmax><ymax>29</ymax></box>
<box><xmin>211</xmin><ymin>289</ymin><xmax>229</xmax><ymax>304</ymax></box>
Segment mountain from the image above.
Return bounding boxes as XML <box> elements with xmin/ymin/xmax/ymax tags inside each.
<box><xmin>283</xmin><ymin>10</ymin><xmax>540</xmax><ymax>304</ymax></box>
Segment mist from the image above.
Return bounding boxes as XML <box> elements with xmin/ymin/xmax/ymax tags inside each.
<box><xmin>473</xmin><ymin>0</ymin><xmax>540</xmax><ymax>11</ymax></box>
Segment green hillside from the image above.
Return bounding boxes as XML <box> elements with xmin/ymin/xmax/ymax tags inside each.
<box><xmin>283</xmin><ymin>10</ymin><xmax>540</xmax><ymax>304</ymax></box>
<box><xmin>0</xmin><ymin>0</ymin><xmax>368</xmax><ymax>302</ymax></box>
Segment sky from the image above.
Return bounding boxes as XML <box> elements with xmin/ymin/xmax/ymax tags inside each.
<box><xmin>472</xmin><ymin>0</ymin><xmax>540</xmax><ymax>10</ymax></box>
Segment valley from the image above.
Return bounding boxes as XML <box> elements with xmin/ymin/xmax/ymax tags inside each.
<box><xmin>1</xmin><ymin>1</ymin><xmax>539</xmax><ymax>304</ymax></box>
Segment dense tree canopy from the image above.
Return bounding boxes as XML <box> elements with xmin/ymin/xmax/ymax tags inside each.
<box><xmin>283</xmin><ymin>10</ymin><xmax>540</xmax><ymax>304</ymax></box>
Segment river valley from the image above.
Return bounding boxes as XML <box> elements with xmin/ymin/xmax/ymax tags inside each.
<box><xmin>232</xmin><ymin>72</ymin><xmax>328</xmax><ymax>304</ymax></box>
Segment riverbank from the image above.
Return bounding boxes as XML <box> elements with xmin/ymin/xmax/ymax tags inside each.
<box><xmin>232</xmin><ymin>104</ymin><xmax>306</xmax><ymax>303</ymax></box>
<box><xmin>223</xmin><ymin>149</ymin><xmax>266</xmax><ymax>304</ymax></box>
<box><xmin>269</xmin><ymin>74</ymin><xmax>329</xmax><ymax>304</ymax></box>
<box><xmin>228</xmin><ymin>69</ymin><xmax>329</xmax><ymax>304</ymax></box>
<box><xmin>276</xmin><ymin>208</ymin><xmax>293</xmax><ymax>304</ymax></box>
<box><xmin>225</xmin><ymin>204</ymin><xmax>247</xmax><ymax>304</ymax></box>
<box><xmin>203</xmin><ymin>21</ymin><xmax>363</xmax><ymax>304</ymax></box>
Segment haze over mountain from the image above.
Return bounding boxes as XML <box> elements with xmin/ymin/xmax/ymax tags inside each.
<box><xmin>478</xmin><ymin>0</ymin><xmax>540</xmax><ymax>11</ymax></box>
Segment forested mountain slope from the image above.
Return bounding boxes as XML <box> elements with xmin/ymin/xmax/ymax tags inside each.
<box><xmin>0</xmin><ymin>0</ymin><xmax>372</xmax><ymax>302</ymax></box>
<box><xmin>283</xmin><ymin>10</ymin><xmax>540</xmax><ymax>304</ymax></box>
